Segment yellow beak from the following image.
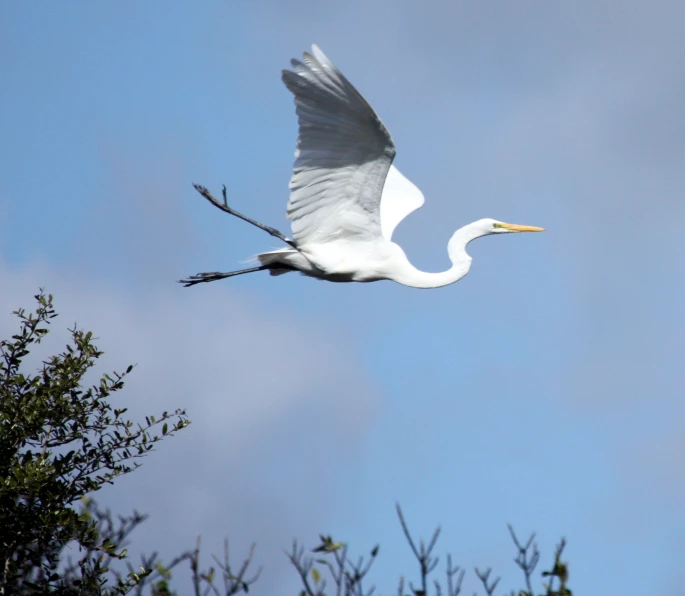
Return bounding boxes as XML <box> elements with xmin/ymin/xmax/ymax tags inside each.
<box><xmin>498</xmin><ymin>223</ymin><xmax>545</xmax><ymax>232</ymax></box>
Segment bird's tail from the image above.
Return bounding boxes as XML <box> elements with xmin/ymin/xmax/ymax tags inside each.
<box><xmin>253</xmin><ymin>248</ymin><xmax>298</xmax><ymax>276</ymax></box>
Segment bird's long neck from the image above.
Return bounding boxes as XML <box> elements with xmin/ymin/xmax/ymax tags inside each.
<box><xmin>390</xmin><ymin>223</ymin><xmax>486</xmax><ymax>289</ymax></box>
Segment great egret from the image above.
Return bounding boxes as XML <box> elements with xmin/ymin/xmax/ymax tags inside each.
<box><xmin>180</xmin><ymin>45</ymin><xmax>544</xmax><ymax>289</ymax></box>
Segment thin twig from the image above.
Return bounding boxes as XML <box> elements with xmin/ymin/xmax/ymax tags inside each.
<box><xmin>445</xmin><ymin>554</ymin><xmax>465</xmax><ymax>596</ymax></box>
<box><xmin>396</xmin><ymin>503</ymin><xmax>441</xmax><ymax>596</ymax></box>
<box><xmin>286</xmin><ymin>541</ymin><xmax>318</xmax><ymax>596</ymax></box>
<box><xmin>508</xmin><ymin>525</ymin><xmax>539</xmax><ymax>596</ymax></box>
<box><xmin>191</xmin><ymin>536</ymin><xmax>202</xmax><ymax>596</ymax></box>
<box><xmin>474</xmin><ymin>567</ymin><xmax>500</xmax><ymax>596</ymax></box>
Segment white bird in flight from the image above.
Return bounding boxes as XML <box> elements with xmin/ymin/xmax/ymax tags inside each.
<box><xmin>181</xmin><ymin>44</ymin><xmax>544</xmax><ymax>289</ymax></box>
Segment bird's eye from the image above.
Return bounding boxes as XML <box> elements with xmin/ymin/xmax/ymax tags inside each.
<box><xmin>493</xmin><ymin>223</ymin><xmax>505</xmax><ymax>229</ymax></box>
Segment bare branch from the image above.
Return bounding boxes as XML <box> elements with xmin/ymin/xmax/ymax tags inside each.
<box><xmin>395</xmin><ymin>503</ymin><xmax>442</xmax><ymax>596</ymax></box>
<box><xmin>507</xmin><ymin>525</ymin><xmax>540</xmax><ymax>596</ymax></box>
<box><xmin>445</xmin><ymin>554</ymin><xmax>465</xmax><ymax>596</ymax></box>
<box><xmin>474</xmin><ymin>567</ymin><xmax>501</xmax><ymax>596</ymax></box>
<box><xmin>286</xmin><ymin>540</ymin><xmax>319</xmax><ymax>596</ymax></box>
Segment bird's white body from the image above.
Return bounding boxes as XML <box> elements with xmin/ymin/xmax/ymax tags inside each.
<box><xmin>257</xmin><ymin>160</ymin><xmax>442</xmax><ymax>283</ymax></box>
<box><xmin>181</xmin><ymin>45</ymin><xmax>543</xmax><ymax>289</ymax></box>
<box><xmin>257</xmin><ymin>212</ymin><xmax>476</xmax><ymax>288</ymax></box>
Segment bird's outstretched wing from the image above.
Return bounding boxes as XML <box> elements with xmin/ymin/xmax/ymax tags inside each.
<box><xmin>282</xmin><ymin>45</ymin><xmax>396</xmax><ymax>246</ymax></box>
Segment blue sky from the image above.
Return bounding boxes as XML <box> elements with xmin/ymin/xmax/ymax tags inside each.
<box><xmin>2</xmin><ymin>1</ymin><xmax>685</xmax><ymax>594</ymax></box>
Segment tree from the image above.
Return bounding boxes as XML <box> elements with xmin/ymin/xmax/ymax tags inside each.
<box><xmin>0</xmin><ymin>291</ymin><xmax>189</xmax><ymax>594</ymax></box>
<box><xmin>0</xmin><ymin>292</ymin><xmax>571</xmax><ymax>595</ymax></box>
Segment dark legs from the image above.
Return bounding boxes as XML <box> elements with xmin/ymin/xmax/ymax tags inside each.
<box><xmin>180</xmin><ymin>184</ymin><xmax>300</xmax><ymax>287</ymax></box>
<box><xmin>178</xmin><ymin>265</ymin><xmax>270</xmax><ymax>287</ymax></box>
<box><xmin>192</xmin><ymin>184</ymin><xmax>298</xmax><ymax>249</ymax></box>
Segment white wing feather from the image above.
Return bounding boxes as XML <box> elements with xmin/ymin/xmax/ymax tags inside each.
<box><xmin>282</xmin><ymin>45</ymin><xmax>397</xmax><ymax>246</ymax></box>
<box><xmin>380</xmin><ymin>165</ymin><xmax>426</xmax><ymax>240</ymax></box>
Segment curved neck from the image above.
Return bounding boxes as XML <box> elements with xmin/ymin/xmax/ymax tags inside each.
<box><xmin>389</xmin><ymin>223</ymin><xmax>487</xmax><ymax>289</ymax></box>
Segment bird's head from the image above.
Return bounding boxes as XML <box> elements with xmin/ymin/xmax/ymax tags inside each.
<box><xmin>447</xmin><ymin>218</ymin><xmax>546</xmax><ymax>266</ymax></box>
<box><xmin>477</xmin><ymin>218</ymin><xmax>545</xmax><ymax>235</ymax></box>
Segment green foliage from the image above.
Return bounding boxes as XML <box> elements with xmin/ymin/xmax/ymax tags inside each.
<box><xmin>0</xmin><ymin>291</ymin><xmax>189</xmax><ymax>594</ymax></box>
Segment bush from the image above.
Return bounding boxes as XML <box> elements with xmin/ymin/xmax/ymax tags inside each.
<box><xmin>0</xmin><ymin>291</ymin><xmax>188</xmax><ymax>594</ymax></box>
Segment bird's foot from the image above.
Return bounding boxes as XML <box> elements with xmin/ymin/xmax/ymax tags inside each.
<box><xmin>177</xmin><ymin>272</ymin><xmax>227</xmax><ymax>287</ymax></box>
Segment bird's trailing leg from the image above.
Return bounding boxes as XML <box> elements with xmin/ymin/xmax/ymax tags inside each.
<box><xmin>192</xmin><ymin>184</ymin><xmax>298</xmax><ymax>249</ymax></box>
<box><xmin>178</xmin><ymin>265</ymin><xmax>270</xmax><ymax>287</ymax></box>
